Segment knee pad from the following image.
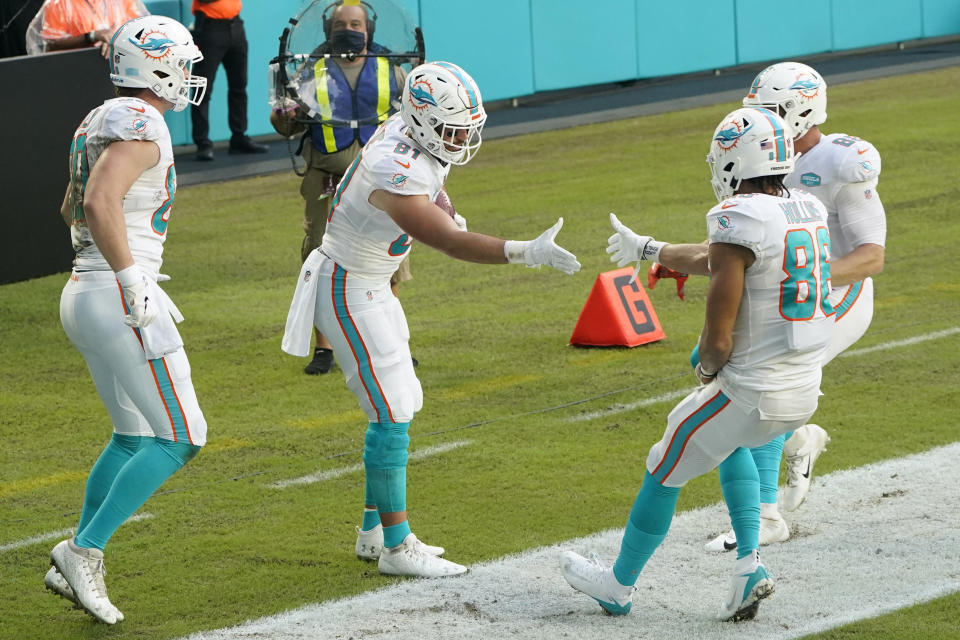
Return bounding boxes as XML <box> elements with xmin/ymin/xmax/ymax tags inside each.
<box><xmin>363</xmin><ymin>421</ymin><xmax>410</xmax><ymax>470</ymax></box>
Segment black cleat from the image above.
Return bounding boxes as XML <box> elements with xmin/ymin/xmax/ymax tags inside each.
<box><xmin>304</xmin><ymin>348</ymin><xmax>334</xmax><ymax>375</ymax></box>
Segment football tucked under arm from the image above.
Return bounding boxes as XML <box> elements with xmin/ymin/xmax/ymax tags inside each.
<box><xmin>434</xmin><ymin>189</ymin><xmax>467</xmax><ymax>231</ymax></box>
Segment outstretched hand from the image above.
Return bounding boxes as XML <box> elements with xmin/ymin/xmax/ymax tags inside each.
<box><xmin>606</xmin><ymin>213</ymin><xmax>660</xmax><ymax>266</ymax></box>
<box><xmin>525</xmin><ymin>217</ymin><xmax>581</xmax><ymax>275</ymax></box>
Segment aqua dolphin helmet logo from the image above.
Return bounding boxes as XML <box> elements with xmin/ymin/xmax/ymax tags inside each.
<box><xmin>408</xmin><ymin>78</ymin><xmax>437</xmax><ymax>112</ymax></box>
<box><xmin>130</xmin><ymin>29</ymin><xmax>176</xmax><ymax>59</ymax></box>
<box><xmin>714</xmin><ymin>119</ymin><xmax>753</xmax><ymax>150</ymax></box>
<box><xmin>788</xmin><ymin>73</ymin><xmax>821</xmax><ymax>99</ymax></box>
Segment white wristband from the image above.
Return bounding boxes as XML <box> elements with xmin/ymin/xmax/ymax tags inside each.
<box><xmin>504</xmin><ymin>240</ymin><xmax>529</xmax><ymax>264</ymax></box>
<box><xmin>695</xmin><ymin>363</ymin><xmax>717</xmax><ymax>379</ymax></box>
<box><xmin>115</xmin><ymin>265</ymin><xmax>141</xmax><ymax>287</ymax></box>
<box><xmin>643</xmin><ymin>240</ymin><xmax>667</xmax><ymax>263</ymax></box>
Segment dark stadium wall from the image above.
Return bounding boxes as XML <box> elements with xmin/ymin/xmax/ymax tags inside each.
<box><xmin>0</xmin><ymin>49</ymin><xmax>113</xmax><ymax>284</ymax></box>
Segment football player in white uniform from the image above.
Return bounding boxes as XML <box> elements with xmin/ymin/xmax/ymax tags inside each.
<box><xmin>616</xmin><ymin>62</ymin><xmax>886</xmax><ymax>551</ymax></box>
<box><xmin>560</xmin><ymin>108</ymin><xmax>833</xmax><ymax>621</ymax></box>
<box><xmin>47</xmin><ymin>16</ymin><xmax>208</xmax><ymax>624</ymax></box>
<box><xmin>282</xmin><ymin>61</ymin><xmax>580</xmax><ymax>578</ymax></box>
<box><xmin>698</xmin><ymin>62</ymin><xmax>886</xmax><ymax>550</ymax></box>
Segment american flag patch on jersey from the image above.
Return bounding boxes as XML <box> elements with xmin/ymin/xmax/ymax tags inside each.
<box><xmin>760</xmin><ymin>140</ymin><xmax>773</xmax><ymax>150</ymax></box>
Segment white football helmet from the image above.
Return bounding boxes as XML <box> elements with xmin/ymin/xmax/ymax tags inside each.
<box><xmin>109</xmin><ymin>16</ymin><xmax>207</xmax><ymax>112</ymax></box>
<box><xmin>401</xmin><ymin>61</ymin><xmax>487</xmax><ymax>165</ymax></box>
<box><xmin>707</xmin><ymin>107</ymin><xmax>795</xmax><ymax>202</ymax></box>
<box><xmin>742</xmin><ymin>61</ymin><xmax>827</xmax><ymax>139</ymax></box>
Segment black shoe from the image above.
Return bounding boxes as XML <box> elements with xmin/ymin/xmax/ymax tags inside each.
<box><xmin>304</xmin><ymin>348</ymin><xmax>334</xmax><ymax>375</ymax></box>
<box><xmin>229</xmin><ymin>136</ymin><xmax>269</xmax><ymax>154</ymax></box>
<box><xmin>196</xmin><ymin>145</ymin><xmax>214</xmax><ymax>161</ymax></box>
<box><xmin>411</xmin><ymin>356</ymin><xmax>419</xmax><ymax>368</ymax></box>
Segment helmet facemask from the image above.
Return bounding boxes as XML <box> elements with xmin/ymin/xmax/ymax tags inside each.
<box><xmin>429</xmin><ymin>116</ymin><xmax>485</xmax><ymax>165</ymax></box>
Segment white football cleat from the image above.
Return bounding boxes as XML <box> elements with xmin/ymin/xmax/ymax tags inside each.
<box><xmin>355</xmin><ymin>525</ymin><xmax>384</xmax><ymax>561</ymax></box>
<box><xmin>704</xmin><ymin>506</ymin><xmax>790</xmax><ymax>552</ymax></box>
<box><xmin>559</xmin><ymin>550</ymin><xmax>634</xmax><ymax>616</ymax></box>
<box><xmin>377</xmin><ymin>533</ymin><xmax>466</xmax><ymax>578</ymax></box>
<box><xmin>705</xmin><ymin>530</ymin><xmax>738</xmax><ymax>553</ymax></box>
<box><xmin>781</xmin><ymin>424</ymin><xmax>830</xmax><ymax>512</ymax></box>
<box><xmin>717</xmin><ymin>549</ymin><xmax>775</xmax><ymax>621</ymax></box>
<box><xmin>50</xmin><ymin>539</ymin><xmax>123</xmax><ymax>624</ymax></box>
<box><xmin>44</xmin><ymin>566</ymin><xmax>77</xmax><ymax>604</ymax></box>
<box><xmin>759</xmin><ymin>506</ymin><xmax>790</xmax><ymax>544</ymax></box>
<box><xmin>356</xmin><ymin>524</ymin><xmax>445</xmax><ymax>561</ymax></box>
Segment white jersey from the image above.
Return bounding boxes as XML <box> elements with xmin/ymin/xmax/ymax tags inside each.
<box><xmin>68</xmin><ymin>97</ymin><xmax>175</xmax><ymax>276</ymax></box>
<box><xmin>785</xmin><ymin>133</ymin><xmax>885</xmax><ymax>262</ymax></box>
<box><xmin>320</xmin><ymin>114</ymin><xmax>449</xmax><ymax>282</ymax></box>
<box><xmin>707</xmin><ymin>190</ymin><xmax>834</xmax><ymax>416</ymax></box>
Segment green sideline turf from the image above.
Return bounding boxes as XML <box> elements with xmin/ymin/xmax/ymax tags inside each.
<box><xmin>1</xmin><ymin>66</ymin><xmax>958</xmax><ymax>640</ymax></box>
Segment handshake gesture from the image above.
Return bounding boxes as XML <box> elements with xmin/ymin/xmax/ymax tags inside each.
<box><xmin>501</xmin><ymin>214</ymin><xmax>682</xmax><ymax>282</ymax></box>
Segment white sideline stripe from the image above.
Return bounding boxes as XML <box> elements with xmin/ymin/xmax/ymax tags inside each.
<box><xmin>839</xmin><ymin>326</ymin><xmax>960</xmax><ymax>358</ymax></box>
<box><xmin>0</xmin><ymin>513</ymin><xmax>154</xmax><ymax>553</ymax></box>
<box><xmin>568</xmin><ymin>388</ymin><xmax>694</xmax><ymax>422</ymax></box>
<box><xmin>180</xmin><ymin>444</ymin><xmax>960</xmax><ymax>640</ymax></box>
<box><xmin>269</xmin><ymin>441</ymin><xmax>472</xmax><ymax>489</ymax></box>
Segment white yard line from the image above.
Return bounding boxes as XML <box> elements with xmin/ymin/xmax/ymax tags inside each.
<box><xmin>0</xmin><ymin>513</ymin><xmax>154</xmax><ymax>553</ymax></box>
<box><xmin>269</xmin><ymin>441</ymin><xmax>472</xmax><ymax>489</ymax></box>
<box><xmin>839</xmin><ymin>326</ymin><xmax>960</xmax><ymax>358</ymax></box>
<box><xmin>568</xmin><ymin>388</ymin><xmax>695</xmax><ymax>422</ymax></box>
<box><xmin>181</xmin><ymin>443</ymin><xmax>960</xmax><ymax>640</ymax></box>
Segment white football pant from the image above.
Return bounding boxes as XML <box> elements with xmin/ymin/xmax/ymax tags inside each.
<box><xmin>60</xmin><ymin>271</ymin><xmax>207</xmax><ymax>445</ymax></box>
<box><xmin>646</xmin><ymin>382</ymin><xmax>815</xmax><ymax>488</ymax></box>
<box><xmin>312</xmin><ymin>256</ymin><xmax>422</xmax><ymax>424</ymax></box>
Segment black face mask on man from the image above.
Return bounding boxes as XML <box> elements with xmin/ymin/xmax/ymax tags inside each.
<box><xmin>330</xmin><ymin>29</ymin><xmax>366</xmax><ymax>54</ymax></box>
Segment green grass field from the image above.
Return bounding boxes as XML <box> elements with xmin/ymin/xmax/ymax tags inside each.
<box><xmin>2</xmin><ymin>66</ymin><xmax>959</xmax><ymax>640</ymax></box>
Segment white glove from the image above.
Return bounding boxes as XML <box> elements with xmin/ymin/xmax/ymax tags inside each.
<box><xmin>116</xmin><ymin>265</ymin><xmax>158</xmax><ymax>328</ymax></box>
<box><xmin>452</xmin><ymin>212</ymin><xmax>468</xmax><ymax>232</ymax></box>
<box><xmin>504</xmin><ymin>217</ymin><xmax>581</xmax><ymax>275</ymax></box>
<box><xmin>607</xmin><ymin>212</ymin><xmax>666</xmax><ymax>266</ymax></box>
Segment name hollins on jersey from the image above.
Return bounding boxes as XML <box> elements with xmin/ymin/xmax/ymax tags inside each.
<box><xmin>779</xmin><ymin>200</ymin><xmax>824</xmax><ymax>224</ymax></box>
